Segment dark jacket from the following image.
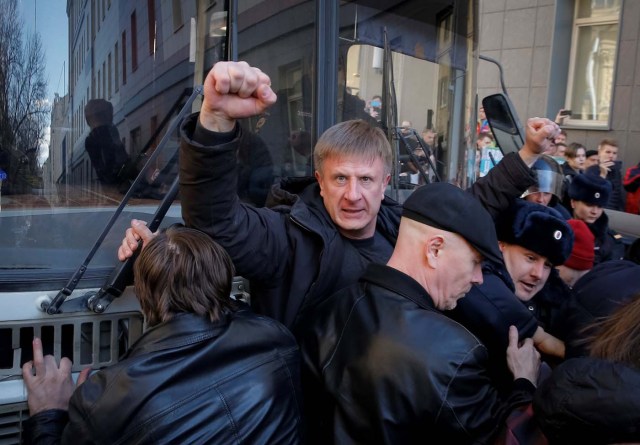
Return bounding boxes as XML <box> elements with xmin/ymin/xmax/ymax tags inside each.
<box><xmin>534</xmin><ymin>357</ymin><xmax>640</xmax><ymax>445</ymax></box>
<box><xmin>448</xmin><ymin>261</ymin><xmax>540</xmax><ymax>394</ymax></box>
<box><xmin>180</xmin><ymin>115</ymin><xmax>401</xmax><ymax>334</ymax></box>
<box><xmin>301</xmin><ymin>263</ymin><xmax>536</xmax><ymax>445</ymax></box>
<box><xmin>556</xmin><ymin>260</ymin><xmax>640</xmax><ymax>358</ymax></box>
<box><xmin>585</xmin><ymin>211</ymin><xmax>624</xmax><ymax>265</ymax></box>
<box><xmin>25</xmin><ymin>311</ymin><xmax>302</xmax><ymax>445</ymax></box>
<box><xmin>586</xmin><ymin>163</ymin><xmax>625</xmax><ymax>211</ymax></box>
<box><xmin>179</xmin><ymin>113</ymin><xmax>535</xmax><ymax>336</ymax></box>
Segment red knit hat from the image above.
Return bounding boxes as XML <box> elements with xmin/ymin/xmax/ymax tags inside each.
<box><xmin>564</xmin><ymin>219</ymin><xmax>595</xmax><ymax>270</ymax></box>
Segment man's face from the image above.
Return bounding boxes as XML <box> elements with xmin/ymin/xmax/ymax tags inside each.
<box><xmin>478</xmin><ymin>106</ymin><xmax>486</xmax><ymax>120</ymax></box>
<box><xmin>599</xmin><ymin>144</ymin><xmax>618</xmax><ymax>162</ymax></box>
<box><xmin>423</xmin><ymin>130</ymin><xmax>436</xmax><ymax>146</ymax></box>
<box><xmin>544</xmin><ymin>141</ymin><xmax>557</xmax><ymax>155</ymax></box>
<box><xmin>500</xmin><ymin>243</ymin><xmax>552</xmax><ymax>301</ymax></box>
<box><xmin>433</xmin><ymin>235</ymin><xmax>483</xmax><ymax>311</ymax></box>
<box><xmin>555</xmin><ymin>134</ymin><xmax>567</xmax><ymax>145</ymax></box>
<box><xmin>585</xmin><ymin>154</ymin><xmax>599</xmax><ymax>168</ymax></box>
<box><xmin>571</xmin><ymin>200</ymin><xmax>603</xmax><ymax>224</ymax></box>
<box><xmin>316</xmin><ymin>154</ymin><xmax>390</xmax><ymax>240</ymax></box>
<box><xmin>401</xmin><ymin>121</ymin><xmax>412</xmax><ymax>135</ymax></box>
<box><xmin>524</xmin><ymin>192</ymin><xmax>553</xmax><ymax>207</ymax></box>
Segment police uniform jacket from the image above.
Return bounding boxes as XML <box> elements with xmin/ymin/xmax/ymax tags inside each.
<box><xmin>586</xmin><ymin>211</ymin><xmax>624</xmax><ymax>265</ymax></box>
<box><xmin>449</xmin><ymin>260</ymin><xmax>540</xmax><ymax>394</ymax></box>
<box><xmin>25</xmin><ymin>311</ymin><xmax>302</xmax><ymax>445</ymax></box>
<box><xmin>301</xmin><ymin>263</ymin><xmax>536</xmax><ymax>445</ymax></box>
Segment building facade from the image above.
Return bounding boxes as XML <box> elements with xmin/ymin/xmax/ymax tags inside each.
<box><xmin>478</xmin><ymin>0</ymin><xmax>640</xmax><ymax>175</ymax></box>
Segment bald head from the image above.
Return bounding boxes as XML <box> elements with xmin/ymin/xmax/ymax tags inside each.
<box><xmin>388</xmin><ymin>218</ymin><xmax>483</xmax><ymax>311</ymax></box>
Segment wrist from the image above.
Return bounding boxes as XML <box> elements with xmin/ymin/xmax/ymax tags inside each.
<box><xmin>518</xmin><ymin>144</ymin><xmax>541</xmax><ymax>167</ymax></box>
<box><xmin>198</xmin><ymin>110</ymin><xmax>236</xmax><ymax>133</ymax></box>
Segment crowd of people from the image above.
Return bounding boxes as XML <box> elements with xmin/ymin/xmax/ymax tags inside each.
<box><xmin>21</xmin><ymin>61</ymin><xmax>640</xmax><ymax>444</ymax></box>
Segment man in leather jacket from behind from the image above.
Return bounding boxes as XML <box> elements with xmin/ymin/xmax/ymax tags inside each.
<box><xmin>22</xmin><ymin>225</ymin><xmax>302</xmax><ymax>444</ymax></box>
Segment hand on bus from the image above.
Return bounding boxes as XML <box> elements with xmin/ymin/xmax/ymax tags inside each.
<box><xmin>117</xmin><ymin>219</ymin><xmax>155</xmax><ymax>261</ymax></box>
<box><xmin>22</xmin><ymin>337</ymin><xmax>91</xmax><ymax>415</ymax></box>
<box><xmin>519</xmin><ymin>117</ymin><xmax>560</xmax><ymax>167</ymax></box>
<box><xmin>506</xmin><ymin>325</ymin><xmax>541</xmax><ymax>386</ymax></box>
<box><xmin>199</xmin><ymin>61</ymin><xmax>277</xmax><ymax>133</ymax></box>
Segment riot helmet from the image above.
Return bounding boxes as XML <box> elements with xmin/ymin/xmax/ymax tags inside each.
<box><xmin>521</xmin><ymin>155</ymin><xmax>564</xmax><ymax>206</ymax></box>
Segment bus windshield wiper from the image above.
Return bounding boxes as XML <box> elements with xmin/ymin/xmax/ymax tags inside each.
<box><xmin>45</xmin><ymin>86</ymin><xmax>203</xmax><ymax>314</ymax></box>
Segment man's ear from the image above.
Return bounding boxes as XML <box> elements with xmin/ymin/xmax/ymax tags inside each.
<box><xmin>315</xmin><ymin>170</ymin><xmax>324</xmax><ymax>196</ymax></box>
<box><xmin>498</xmin><ymin>240</ymin><xmax>506</xmax><ymax>253</ymax></box>
<box><xmin>381</xmin><ymin>173</ymin><xmax>391</xmax><ymax>198</ymax></box>
<box><xmin>425</xmin><ymin>235</ymin><xmax>445</xmax><ymax>268</ymax></box>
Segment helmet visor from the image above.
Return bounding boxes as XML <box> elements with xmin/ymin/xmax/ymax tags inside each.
<box><xmin>522</xmin><ymin>170</ymin><xmax>564</xmax><ymax>199</ymax></box>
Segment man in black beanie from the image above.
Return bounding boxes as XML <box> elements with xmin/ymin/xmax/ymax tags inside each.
<box><xmin>301</xmin><ymin>183</ymin><xmax>541</xmax><ymax>445</ymax></box>
<box><xmin>450</xmin><ymin>199</ymin><xmax>574</xmax><ymax>395</ymax></box>
<box><xmin>568</xmin><ymin>173</ymin><xmax>624</xmax><ymax>264</ymax></box>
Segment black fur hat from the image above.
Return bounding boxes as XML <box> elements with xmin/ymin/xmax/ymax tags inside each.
<box><xmin>568</xmin><ymin>173</ymin><xmax>611</xmax><ymax>207</ymax></box>
<box><xmin>496</xmin><ymin>199</ymin><xmax>574</xmax><ymax>266</ymax></box>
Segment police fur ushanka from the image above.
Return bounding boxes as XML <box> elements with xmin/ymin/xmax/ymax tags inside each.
<box><xmin>568</xmin><ymin>173</ymin><xmax>612</xmax><ymax>207</ymax></box>
<box><xmin>496</xmin><ymin>199</ymin><xmax>574</xmax><ymax>266</ymax></box>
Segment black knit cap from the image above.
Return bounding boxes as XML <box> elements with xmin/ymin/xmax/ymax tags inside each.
<box><xmin>568</xmin><ymin>173</ymin><xmax>612</xmax><ymax>207</ymax></box>
<box><xmin>495</xmin><ymin>199</ymin><xmax>574</xmax><ymax>266</ymax></box>
<box><xmin>402</xmin><ymin>183</ymin><xmax>502</xmax><ymax>264</ymax></box>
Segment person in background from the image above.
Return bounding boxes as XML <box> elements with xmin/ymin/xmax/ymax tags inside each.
<box><xmin>22</xmin><ymin>225</ymin><xmax>302</xmax><ymax>444</ymax></box>
<box><xmin>477</xmin><ymin>104</ymin><xmax>490</xmax><ymax>134</ymax></box>
<box><xmin>623</xmin><ymin>159</ymin><xmax>640</xmax><ymax>214</ymax></box>
<box><xmin>534</xmin><ymin>293</ymin><xmax>640</xmax><ymax>445</ymax></box>
<box><xmin>584</xmin><ymin>149</ymin><xmax>599</xmax><ymax>169</ymax></box>
<box><xmin>567</xmin><ymin>173</ymin><xmax>624</xmax><ymax>265</ymax></box>
<box><xmin>561</xmin><ymin>142</ymin><xmax>587</xmax><ymax>210</ymax></box>
<box><xmin>449</xmin><ymin>199</ymin><xmax>573</xmax><ymax>395</ymax></box>
<box><xmin>553</xmin><ymin>142</ymin><xmax>567</xmax><ymax>164</ymax></box>
<box><xmin>554</xmin><ymin>129</ymin><xmax>568</xmax><ymax>145</ymax></box>
<box><xmin>365</xmin><ymin>94</ymin><xmax>383</xmax><ymax>121</ymax></box>
<box><xmin>585</xmin><ymin>139</ymin><xmax>624</xmax><ymax>211</ymax></box>
<box><xmin>301</xmin><ymin>183</ymin><xmax>540</xmax><ymax>445</ymax></box>
<box><xmin>84</xmin><ymin>99</ymin><xmax>129</xmax><ymax>185</ymax></box>
<box><xmin>562</xmin><ymin>143</ymin><xmax>585</xmax><ymax>177</ymax></box>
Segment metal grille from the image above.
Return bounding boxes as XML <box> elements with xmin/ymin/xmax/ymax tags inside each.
<box><xmin>0</xmin><ymin>403</ymin><xmax>28</xmax><ymax>445</ymax></box>
<box><xmin>0</xmin><ymin>313</ymin><xmax>144</xmax><ymax>378</ymax></box>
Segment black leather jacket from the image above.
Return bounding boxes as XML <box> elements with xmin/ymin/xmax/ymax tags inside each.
<box><xmin>25</xmin><ymin>311</ymin><xmax>302</xmax><ymax>445</ymax></box>
<box><xmin>301</xmin><ymin>263</ymin><xmax>535</xmax><ymax>445</ymax></box>
<box><xmin>179</xmin><ymin>113</ymin><xmax>535</xmax><ymax>337</ymax></box>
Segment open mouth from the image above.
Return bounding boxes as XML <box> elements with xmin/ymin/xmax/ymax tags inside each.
<box><xmin>520</xmin><ymin>281</ymin><xmax>537</xmax><ymax>293</ymax></box>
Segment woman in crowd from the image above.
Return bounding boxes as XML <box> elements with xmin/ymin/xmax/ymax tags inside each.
<box><xmin>534</xmin><ymin>293</ymin><xmax>640</xmax><ymax>445</ymax></box>
<box><xmin>566</xmin><ymin>173</ymin><xmax>624</xmax><ymax>265</ymax></box>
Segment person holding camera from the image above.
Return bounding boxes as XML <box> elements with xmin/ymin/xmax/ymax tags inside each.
<box><xmin>585</xmin><ymin>139</ymin><xmax>625</xmax><ymax>211</ymax></box>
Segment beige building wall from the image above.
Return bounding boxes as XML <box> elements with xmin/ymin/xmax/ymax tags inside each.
<box><xmin>478</xmin><ymin>0</ymin><xmax>640</xmax><ymax>171</ymax></box>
